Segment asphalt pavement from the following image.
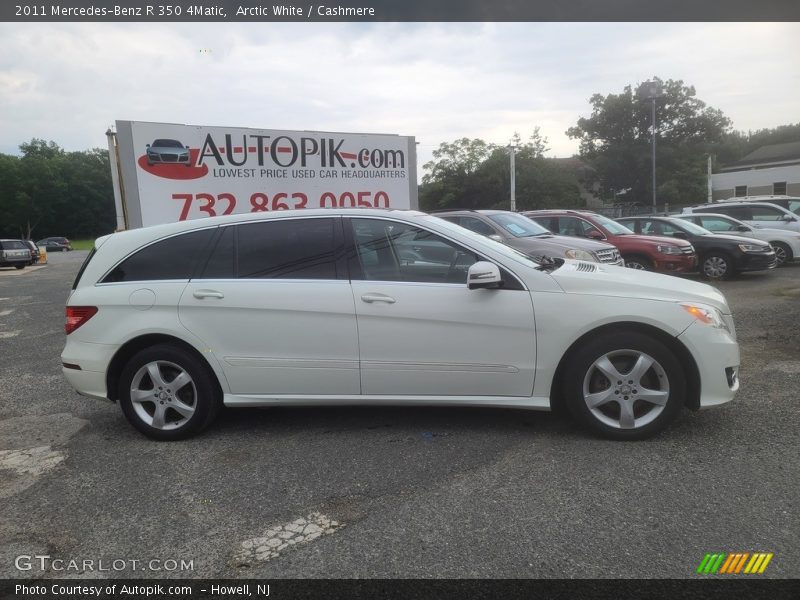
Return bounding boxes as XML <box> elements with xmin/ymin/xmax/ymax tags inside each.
<box><xmin>0</xmin><ymin>252</ymin><xmax>797</xmax><ymax>579</ymax></box>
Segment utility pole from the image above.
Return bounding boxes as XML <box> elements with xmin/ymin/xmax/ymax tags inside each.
<box><xmin>707</xmin><ymin>154</ymin><xmax>713</xmax><ymax>203</ymax></box>
<box><xmin>509</xmin><ymin>145</ymin><xmax>516</xmax><ymax>212</ymax></box>
<box><xmin>638</xmin><ymin>80</ymin><xmax>663</xmax><ymax>213</ymax></box>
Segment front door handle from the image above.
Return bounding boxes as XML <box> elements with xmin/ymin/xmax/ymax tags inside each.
<box><xmin>193</xmin><ymin>289</ymin><xmax>225</xmax><ymax>299</ymax></box>
<box><xmin>361</xmin><ymin>293</ymin><xmax>396</xmax><ymax>304</ymax></box>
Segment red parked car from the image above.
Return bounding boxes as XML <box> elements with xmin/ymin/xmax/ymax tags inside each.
<box><xmin>524</xmin><ymin>210</ymin><xmax>697</xmax><ymax>273</ymax></box>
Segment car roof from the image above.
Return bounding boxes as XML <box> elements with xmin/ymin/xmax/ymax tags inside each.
<box><xmin>688</xmin><ymin>200</ymin><xmax>790</xmax><ymax>209</ymax></box>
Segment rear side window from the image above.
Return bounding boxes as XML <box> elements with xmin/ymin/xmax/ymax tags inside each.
<box><xmin>72</xmin><ymin>248</ymin><xmax>97</xmax><ymax>289</ymax></box>
<box><xmin>1</xmin><ymin>241</ymin><xmax>26</xmax><ymax>250</ymax></box>
<box><xmin>750</xmin><ymin>206</ymin><xmax>785</xmax><ymax>221</ymax></box>
<box><xmin>102</xmin><ymin>229</ymin><xmax>215</xmax><ymax>283</ymax></box>
<box><xmin>237</xmin><ymin>218</ymin><xmax>339</xmax><ymax>279</ymax></box>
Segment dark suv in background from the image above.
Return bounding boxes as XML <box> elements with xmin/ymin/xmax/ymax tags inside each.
<box><xmin>0</xmin><ymin>240</ymin><xmax>32</xmax><ymax>269</ymax></box>
<box><xmin>616</xmin><ymin>215</ymin><xmax>777</xmax><ymax>280</ymax></box>
<box><xmin>525</xmin><ymin>209</ymin><xmax>696</xmax><ymax>274</ymax></box>
<box><xmin>434</xmin><ymin>210</ymin><xmax>623</xmax><ymax>265</ymax></box>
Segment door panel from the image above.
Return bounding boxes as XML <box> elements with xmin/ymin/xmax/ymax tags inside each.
<box><xmin>347</xmin><ymin>217</ymin><xmax>536</xmax><ymax>397</ymax></box>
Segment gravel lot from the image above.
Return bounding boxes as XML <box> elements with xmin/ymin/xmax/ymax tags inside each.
<box><xmin>0</xmin><ymin>252</ymin><xmax>797</xmax><ymax>579</ymax></box>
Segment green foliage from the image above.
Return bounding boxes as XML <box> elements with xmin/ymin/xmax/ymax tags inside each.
<box><xmin>567</xmin><ymin>78</ymin><xmax>732</xmax><ymax>207</ymax></box>
<box><xmin>420</xmin><ymin>129</ymin><xmax>582</xmax><ymax>212</ymax></box>
<box><xmin>0</xmin><ymin>140</ymin><xmax>116</xmax><ymax>240</ymax></box>
<box><xmin>712</xmin><ymin>122</ymin><xmax>800</xmax><ymax>168</ymax></box>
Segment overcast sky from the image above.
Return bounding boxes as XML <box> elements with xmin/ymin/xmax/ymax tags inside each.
<box><xmin>1</xmin><ymin>22</ymin><xmax>798</xmax><ymax>173</ymax></box>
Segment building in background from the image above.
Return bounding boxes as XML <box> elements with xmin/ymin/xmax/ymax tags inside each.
<box><xmin>713</xmin><ymin>141</ymin><xmax>800</xmax><ymax>200</ymax></box>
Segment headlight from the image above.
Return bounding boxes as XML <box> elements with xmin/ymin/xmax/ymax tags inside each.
<box><xmin>564</xmin><ymin>249</ymin><xmax>598</xmax><ymax>262</ymax></box>
<box><xmin>738</xmin><ymin>243</ymin><xmax>769</xmax><ymax>253</ymax></box>
<box><xmin>681</xmin><ymin>302</ymin><xmax>729</xmax><ymax>331</ymax></box>
<box><xmin>657</xmin><ymin>245</ymin><xmax>682</xmax><ymax>255</ymax></box>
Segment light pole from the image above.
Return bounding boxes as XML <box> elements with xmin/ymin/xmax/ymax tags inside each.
<box><xmin>508</xmin><ymin>145</ymin><xmax>516</xmax><ymax>212</ymax></box>
<box><xmin>638</xmin><ymin>80</ymin><xmax>663</xmax><ymax>213</ymax></box>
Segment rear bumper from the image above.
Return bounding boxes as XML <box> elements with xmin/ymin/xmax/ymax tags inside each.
<box><xmin>61</xmin><ymin>339</ymin><xmax>118</xmax><ymax>401</ymax></box>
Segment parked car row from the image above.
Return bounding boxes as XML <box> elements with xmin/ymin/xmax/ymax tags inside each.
<box><xmin>0</xmin><ymin>236</ymin><xmax>72</xmax><ymax>269</ymax></box>
<box><xmin>430</xmin><ymin>199</ymin><xmax>800</xmax><ymax>280</ymax></box>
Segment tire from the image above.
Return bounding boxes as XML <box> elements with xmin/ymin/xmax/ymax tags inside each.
<box><xmin>14</xmin><ymin>265</ymin><xmax>25</xmax><ymax>270</ymax></box>
<box><xmin>623</xmin><ymin>255</ymin><xmax>652</xmax><ymax>271</ymax></box>
<box><xmin>770</xmin><ymin>241</ymin><xmax>792</xmax><ymax>266</ymax></box>
<box><xmin>562</xmin><ymin>331</ymin><xmax>685</xmax><ymax>440</ymax></box>
<box><xmin>118</xmin><ymin>344</ymin><xmax>221</xmax><ymax>440</ymax></box>
<box><xmin>701</xmin><ymin>251</ymin><xmax>733</xmax><ymax>280</ymax></box>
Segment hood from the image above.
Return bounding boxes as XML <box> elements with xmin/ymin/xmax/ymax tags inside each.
<box><xmin>622</xmin><ymin>234</ymin><xmax>693</xmax><ymax>248</ymax></box>
<box><xmin>700</xmin><ymin>233</ymin><xmax>771</xmax><ymax>246</ymax></box>
<box><xmin>508</xmin><ymin>235</ymin><xmax>612</xmax><ymax>257</ymax></box>
<box><xmin>550</xmin><ymin>261</ymin><xmax>730</xmax><ymax>313</ymax></box>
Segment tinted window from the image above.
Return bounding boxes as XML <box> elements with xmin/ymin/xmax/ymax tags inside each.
<box><xmin>1</xmin><ymin>241</ymin><xmax>26</xmax><ymax>250</ymax></box>
<box><xmin>557</xmin><ymin>217</ymin><xmax>587</xmax><ymax>237</ymax></box>
<box><xmin>102</xmin><ymin>229</ymin><xmax>215</xmax><ymax>283</ymax></box>
<box><xmin>199</xmin><ymin>226</ymin><xmax>235</xmax><ymax>279</ymax></box>
<box><xmin>237</xmin><ymin>218</ymin><xmax>338</xmax><ymax>279</ymax></box>
<box><xmin>702</xmin><ymin>205</ymin><xmax>751</xmax><ymax>220</ymax></box>
<box><xmin>529</xmin><ymin>216</ymin><xmax>558</xmax><ymax>232</ymax></box>
<box><xmin>350</xmin><ymin>218</ymin><xmax>479</xmax><ymax>284</ymax></box>
<box><xmin>750</xmin><ymin>206</ymin><xmax>784</xmax><ymax>221</ymax></box>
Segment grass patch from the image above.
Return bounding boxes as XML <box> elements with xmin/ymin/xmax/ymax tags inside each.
<box><xmin>71</xmin><ymin>239</ymin><xmax>95</xmax><ymax>251</ymax></box>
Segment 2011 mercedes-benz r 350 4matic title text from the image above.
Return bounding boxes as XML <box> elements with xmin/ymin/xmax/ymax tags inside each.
<box><xmin>62</xmin><ymin>209</ymin><xmax>740</xmax><ymax>441</ymax></box>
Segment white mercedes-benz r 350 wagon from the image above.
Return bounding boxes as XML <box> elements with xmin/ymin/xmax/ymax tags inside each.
<box><xmin>62</xmin><ymin>209</ymin><xmax>740</xmax><ymax>441</ymax></box>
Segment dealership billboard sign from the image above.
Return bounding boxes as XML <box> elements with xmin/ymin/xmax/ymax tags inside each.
<box><xmin>113</xmin><ymin>120</ymin><xmax>418</xmax><ymax>228</ymax></box>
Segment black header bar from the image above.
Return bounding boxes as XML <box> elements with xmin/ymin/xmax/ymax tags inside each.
<box><xmin>3</xmin><ymin>0</ymin><xmax>799</xmax><ymax>22</ymax></box>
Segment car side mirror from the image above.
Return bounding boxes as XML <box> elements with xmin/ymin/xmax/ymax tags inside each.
<box><xmin>586</xmin><ymin>230</ymin><xmax>605</xmax><ymax>240</ymax></box>
<box><xmin>673</xmin><ymin>231</ymin><xmax>688</xmax><ymax>239</ymax></box>
<box><xmin>146</xmin><ymin>144</ymin><xmax>150</xmax><ymax>148</ymax></box>
<box><xmin>467</xmin><ymin>261</ymin><xmax>502</xmax><ymax>290</ymax></box>
<box><xmin>735</xmin><ymin>224</ymin><xmax>750</xmax><ymax>232</ymax></box>
<box><xmin>488</xmin><ymin>234</ymin><xmax>504</xmax><ymax>243</ymax></box>
<box><xmin>782</xmin><ymin>214</ymin><xmax>796</xmax><ymax>222</ymax></box>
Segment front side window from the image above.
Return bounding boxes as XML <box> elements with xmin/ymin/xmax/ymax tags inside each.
<box><xmin>749</xmin><ymin>206</ymin><xmax>785</xmax><ymax>221</ymax></box>
<box><xmin>459</xmin><ymin>216</ymin><xmax>498</xmax><ymax>237</ymax></box>
<box><xmin>349</xmin><ymin>218</ymin><xmax>479</xmax><ymax>284</ymax></box>
<box><xmin>237</xmin><ymin>218</ymin><xmax>339</xmax><ymax>279</ymax></box>
<box><xmin>102</xmin><ymin>229</ymin><xmax>215</xmax><ymax>283</ymax></box>
<box><xmin>698</xmin><ymin>216</ymin><xmax>737</xmax><ymax>232</ymax></box>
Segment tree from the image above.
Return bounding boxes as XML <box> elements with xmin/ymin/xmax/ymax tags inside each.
<box><xmin>0</xmin><ymin>140</ymin><xmax>116</xmax><ymax>239</ymax></box>
<box><xmin>567</xmin><ymin>78</ymin><xmax>732</xmax><ymax>207</ymax></box>
<box><xmin>419</xmin><ymin>130</ymin><xmax>583</xmax><ymax>212</ymax></box>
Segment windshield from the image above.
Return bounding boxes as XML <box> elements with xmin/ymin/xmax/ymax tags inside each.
<box><xmin>421</xmin><ymin>215</ymin><xmax>542</xmax><ymax>267</ymax></box>
<box><xmin>590</xmin><ymin>214</ymin><xmax>635</xmax><ymax>235</ymax></box>
<box><xmin>487</xmin><ymin>213</ymin><xmax>550</xmax><ymax>237</ymax></box>
<box><xmin>671</xmin><ymin>219</ymin><xmax>711</xmax><ymax>235</ymax></box>
<box><xmin>152</xmin><ymin>139</ymin><xmax>183</xmax><ymax>148</ymax></box>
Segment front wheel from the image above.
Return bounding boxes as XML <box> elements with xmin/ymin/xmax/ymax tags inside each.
<box><xmin>623</xmin><ymin>255</ymin><xmax>652</xmax><ymax>271</ymax></box>
<box><xmin>701</xmin><ymin>252</ymin><xmax>733</xmax><ymax>280</ymax></box>
<box><xmin>14</xmin><ymin>265</ymin><xmax>25</xmax><ymax>270</ymax></box>
<box><xmin>562</xmin><ymin>332</ymin><xmax>685</xmax><ymax>440</ymax></box>
<box><xmin>770</xmin><ymin>242</ymin><xmax>792</xmax><ymax>266</ymax></box>
<box><xmin>118</xmin><ymin>344</ymin><xmax>221</xmax><ymax>440</ymax></box>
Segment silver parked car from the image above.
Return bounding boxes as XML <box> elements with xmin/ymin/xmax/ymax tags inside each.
<box><xmin>434</xmin><ymin>210</ymin><xmax>624</xmax><ymax>265</ymax></box>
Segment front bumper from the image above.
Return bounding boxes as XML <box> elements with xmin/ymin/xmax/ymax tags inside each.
<box><xmin>653</xmin><ymin>254</ymin><xmax>697</xmax><ymax>273</ymax></box>
<box><xmin>737</xmin><ymin>252</ymin><xmax>778</xmax><ymax>272</ymax></box>
<box><xmin>678</xmin><ymin>320</ymin><xmax>740</xmax><ymax>408</ymax></box>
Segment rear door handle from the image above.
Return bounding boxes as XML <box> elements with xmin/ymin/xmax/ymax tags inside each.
<box><xmin>361</xmin><ymin>293</ymin><xmax>396</xmax><ymax>304</ymax></box>
<box><xmin>193</xmin><ymin>289</ymin><xmax>225</xmax><ymax>299</ymax></box>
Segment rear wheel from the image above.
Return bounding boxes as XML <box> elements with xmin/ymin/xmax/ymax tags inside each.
<box><xmin>701</xmin><ymin>251</ymin><xmax>733</xmax><ymax>280</ymax></box>
<box><xmin>623</xmin><ymin>255</ymin><xmax>652</xmax><ymax>271</ymax></box>
<box><xmin>770</xmin><ymin>241</ymin><xmax>792</xmax><ymax>266</ymax></box>
<box><xmin>118</xmin><ymin>344</ymin><xmax>221</xmax><ymax>440</ymax></box>
<box><xmin>563</xmin><ymin>331</ymin><xmax>685</xmax><ymax>440</ymax></box>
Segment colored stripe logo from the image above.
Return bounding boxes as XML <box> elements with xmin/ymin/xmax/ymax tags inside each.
<box><xmin>696</xmin><ymin>552</ymin><xmax>773</xmax><ymax>574</ymax></box>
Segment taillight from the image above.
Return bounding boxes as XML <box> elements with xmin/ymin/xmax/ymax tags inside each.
<box><xmin>65</xmin><ymin>306</ymin><xmax>98</xmax><ymax>335</ymax></box>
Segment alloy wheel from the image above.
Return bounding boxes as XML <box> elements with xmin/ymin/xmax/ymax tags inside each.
<box><xmin>582</xmin><ymin>349</ymin><xmax>669</xmax><ymax>430</ymax></box>
<box><xmin>129</xmin><ymin>360</ymin><xmax>197</xmax><ymax>430</ymax></box>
